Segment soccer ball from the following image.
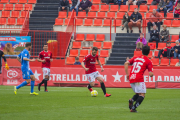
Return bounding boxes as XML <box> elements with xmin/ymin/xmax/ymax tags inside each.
<box><xmin>91</xmin><ymin>90</ymin><xmax>98</xmax><ymax>97</ymax></box>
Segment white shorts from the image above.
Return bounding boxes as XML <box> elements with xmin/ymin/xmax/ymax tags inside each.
<box><xmin>42</xmin><ymin>68</ymin><xmax>50</xmax><ymax>78</ymax></box>
<box><xmin>86</xmin><ymin>71</ymin><xmax>102</xmax><ymax>83</ymax></box>
<box><xmin>130</xmin><ymin>82</ymin><xmax>146</xmax><ymax>93</ymax></box>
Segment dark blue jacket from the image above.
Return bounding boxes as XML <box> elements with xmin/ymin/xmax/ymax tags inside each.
<box><xmin>166</xmin><ymin>1</ymin><xmax>173</xmax><ymax>11</ymax></box>
<box><xmin>79</xmin><ymin>0</ymin><xmax>92</xmax><ymax>9</ymax></box>
<box><xmin>74</xmin><ymin>62</ymin><xmax>81</xmax><ymax>65</ymax></box>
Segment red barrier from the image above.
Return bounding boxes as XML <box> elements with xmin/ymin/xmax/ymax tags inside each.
<box><xmin>2</xmin><ymin>67</ymin><xmax>180</xmax><ymax>88</ymax></box>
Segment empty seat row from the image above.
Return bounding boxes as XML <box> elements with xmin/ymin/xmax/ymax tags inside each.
<box><xmin>76</xmin><ymin>34</ymin><xmax>105</xmax><ymax>41</ymax></box>
<box><xmin>0</xmin><ymin>0</ymin><xmax>36</xmax><ymax>4</ymax></box>
<box><xmin>0</xmin><ymin>11</ymin><xmax>28</xmax><ymax>18</ymax></box>
<box><xmin>148</xmin><ymin>42</ymin><xmax>180</xmax><ymax>50</ymax></box>
<box><xmin>0</xmin><ymin>4</ymin><xmax>33</xmax><ymax>11</ymax></box>
<box><xmin>151</xmin><ymin>58</ymin><xmax>179</xmax><ymax>66</ymax></box>
<box><xmin>69</xmin><ymin>49</ymin><xmax>109</xmax><ymax>57</ymax></box>
<box><xmin>66</xmin><ymin>57</ymin><xmax>105</xmax><ymax>65</ymax></box>
<box><xmin>72</xmin><ymin>41</ymin><xmax>112</xmax><ymax>49</ymax></box>
<box><xmin>0</xmin><ymin>18</ymin><xmax>25</xmax><ymax>25</ymax></box>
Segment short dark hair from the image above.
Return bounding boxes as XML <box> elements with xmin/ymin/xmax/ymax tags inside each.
<box><xmin>25</xmin><ymin>42</ymin><xmax>32</xmax><ymax>47</ymax></box>
<box><xmin>92</xmin><ymin>47</ymin><xmax>98</xmax><ymax>51</ymax></box>
<box><xmin>75</xmin><ymin>57</ymin><xmax>79</xmax><ymax>60</ymax></box>
<box><xmin>167</xmin><ymin>42</ymin><xmax>171</xmax><ymax>44</ymax></box>
<box><xmin>44</xmin><ymin>44</ymin><xmax>48</xmax><ymax>46</ymax></box>
<box><xmin>142</xmin><ymin>46</ymin><xmax>150</xmax><ymax>55</ymax></box>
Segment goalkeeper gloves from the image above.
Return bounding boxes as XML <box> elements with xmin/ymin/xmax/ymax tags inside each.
<box><xmin>5</xmin><ymin>64</ymin><xmax>9</xmax><ymax>70</ymax></box>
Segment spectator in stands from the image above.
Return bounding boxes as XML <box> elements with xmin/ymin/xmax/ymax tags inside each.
<box><xmin>126</xmin><ymin>0</ymin><xmax>135</xmax><ymax>6</ymax></box>
<box><xmin>59</xmin><ymin>0</ymin><xmax>70</xmax><ymax>14</ymax></box>
<box><xmin>128</xmin><ymin>8</ymin><xmax>142</xmax><ymax>33</ymax></box>
<box><xmin>172</xmin><ymin>40</ymin><xmax>180</xmax><ymax>58</ymax></box>
<box><xmin>166</xmin><ymin>0</ymin><xmax>173</xmax><ymax>12</ymax></box>
<box><xmin>70</xmin><ymin>0</ymin><xmax>80</xmax><ymax>16</ymax></box>
<box><xmin>147</xmin><ymin>9</ymin><xmax>163</xmax><ymax>33</ymax></box>
<box><xmin>78</xmin><ymin>0</ymin><xmax>92</xmax><ymax>14</ymax></box>
<box><xmin>114</xmin><ymin>0</ymin><xmax>127</xmax><ymax>5</ymax></box>
<box><xmin>106</xmin><ymin>0</ymin><xmax>114</xmax><ymax>4</ymax></box>
<box><xmin>151</xmin><ymin>0</ymin><xmax>160</xmax><ymax>5</ymax></box>
<box><xmin>149</xmin><ymin>25</ymin><xmax>160</xmax><ymax>48</ymax></box>
<box><xmin>160</xmin><ymin>25</ymin><xmax>169</xmax><ymax>42</ymax></box>
<box><xmin>174</xmin><ymin>1</ymin><xmax>180</xmax><ymax>18</ymax></box>
<box><xmin>157</xmin><ymin>0</ymin><xmax>173</xmax><ymax>17</ymax></box>
<box><xmin>136</xmin><ymin>33</ymin><xmax>147</xmax><ymax>51</ymax></box>
<box><xmin>134</xmin><ymin>0</ymin><xmax>147</xmax><ymax>7</ymax></box>
<box><xmin>122</xmin><ymin>12</ymin><xmax>130</xmax><ymax>33</ymax></box>
<box><xmin>74</xmin><ymin>57</ymin><xmax>81</xmax><ymax>65</ymax></box>
<box><xmin>155</xmin><ymin>42</ymin><xmax>173</xmax><ymax>58</ymax></box>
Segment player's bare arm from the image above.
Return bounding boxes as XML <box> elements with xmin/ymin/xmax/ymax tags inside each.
<box><xmin>97</xmin><ymin>60</ymin><xmax>104</xmax><ymax>72</ymax></box>
<box><xmin>124</xmin><ymin>61</ymin><xmax>130</xmax><ymax>80</ymax></box>
<box><xmin>23</xmin><ymin>58</ymin><xmax>36</xmax><ymax>62</ymax></box>
<box><xmin>81</xmin><ymin>62</ymin><xmax>89</xmax><ymax>71</ymax></box>
<box><xmin>17</xmin><ymin>56</ymin><xmax>21</xmax><ymax>63</ymax></box>
<box><xmin>37</xmin><ymin>58</ymin><xmax>45</xmax><ymax>63</ymax></box>
<box><xmin>50</xmin><ymin>58</ymin><xmax>53</xmax><ymax>62</ymax></box>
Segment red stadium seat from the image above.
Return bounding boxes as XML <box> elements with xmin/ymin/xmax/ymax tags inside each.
<box><xmin>20</xmin><ymin>11</ymin><xmax>28</xmax><ymax>18</ymax></box>
<box><xmin>10</xmin><ymin>0</ymin><xmax>18</xmax><ymax>3</ymax></box>
<box><xmin>4</xmin><ymin>4</ymin><xmax>14</xmax><ymax>11</ymax></box>
<box><xmin>16</xmin><ymin>18</ymin><xmax>25</xmax><ymax>25</ymax></box>
<box><xmin>97</xmin><ymin>57</ymin><xmax>105</xmax><ymax>65</ymax></box>
<box><xmin>66</xmin><ymin>57</ymin><xmax>75</xmax><ymax>64</ymax></box>
<box><xmin>7</xmin><ymin>18</ymin><xmax>16</xmax><ymax>25</ymax></box>
<box><xmin>170</xmin><ymin>43</ymin><xmax>176</xmax><ymax>47</ymax></box>
<box><xmin>160</xmin><ymin>59</ymin><xmax>169</xmax><ymax>66</ymax></box>
<box><xmin>159</xmin><ymin>12</ymin><xmax>164</xmax><ymax>18</ymax></box>
<box><xmin>96</xmin><ymin>34</ymin><xmax>105</xmax><ymax>41</ymax></box>
<box><xmin>163</xmin><ymin>20</ymin><xmax>172</xmax><ymax>27</ymax></box>
<box><xmin>24</xmin><ymin>4</ymin><xmax>33</xmax><ymax>11</ymax></box>
<box><xmin>0</xmin><ymin>18</ymin><xmax>7</xmax><ymax>25</ymax></box>
<box><xmin>102</xmin><ymin>42</ymin><xmax>112</xmax><ymax>49</ymax></box>
<box><xmin>172</xmin><ymin>20</ymin><xmax>180</xmax><ymax>27</ymax></box>
<box><xmin>97</xmin><ymin>12</ymin><xmax>106</xmax><ymax>18</ymax></box>
<box><xmin>64</xmin><ymin>19</ymin><xmax>69</xmax><ymax>25</ymax></box>
<box><xmin>84</xmin><ymin>19</ymin><xmax>93</xmax><ymax>26</ymax></box>
<box><xmin>129</xmin><ymin>5</ymin><xmax>138</xmax><ymax>12</ymax></box>
<box><xmin>148</xmin><ymin>43</ymin><xmax>156</xmax><ymax>50</ymax></box>
<box><xmin>167</xmin><ymin>13</ymin><xmax>173</xmax><ymax>18</ymax></box>
<box><xmin>149</xmin><ymin>5</ymin><xmax>157</xmax><ymax>12</ymax></box>
<box><xmin>93</xmin><ymin>0</ymin><xmax>101</xmax><ymax>4</ymax></box>
<box><xmin>88</xmin><ymin>12</ymin><xmax>96</xmax><ymax>18</ymax></box>
<box><xmin>90</xmin><ymin>5</ymin><xmax>99</xmax><ymax>11</ymax></box>
<box><xmin>100</xmin><ymin>50</ymin><xmax>109</xmax><ymax>57</ymax></box>
<box><xmin>113</xmin><ymin>19</ymin><xmax>122</xmax><ymax>26</ymax></box>
<box><xmin>110</xmin><ymin>5</ymin><xmax>119</xmax><ymax>12</ymax></box>
<box><xmin>19</xmin><ymin>0</ymin><xmax>27</xmax><ymax>4</ymax></box>
<box><xmin>134</xmin><ymin>51</ymin><xmax>142</xmax><ymax>57</ymax></box>
<box><xmin>1</xmin><ymin>11</ymin><xmax>10</xmax><ymax>18</ymax></box>
<box><xmin>75</xmin><ymin>34</ymin><xmax>85</xmax><ymax>41</ymax></box>
<box><xmin>139</xmin><ymin>5</ymin><xmax>148</xmax><ymax>12</ymax></box>
<box><xmin>79</xmin><ymin>57</ymin><xmax>84</xmax><ymax>63</ymax></box>
<box><xmin>140</xmin><ymin>12</ymin><xmax>145</xmax><ymax>19</ymax></box>
<box><xmin>93</xmin><ymin>42</ymin><xmax>102</xmax><ymax>49</ymax></box>
<box><xmin>0</xmin><ymin>0</ymin><xmax>9</xmax><ymax>3</ymax></box>
<box><xmin>58</xmin><ymin>12</ymin><xmax>67</xmax><ymax>18</ymax></box>
<box><xmin>54</xmin><ymin>19</ymin><xmax>63</xmax><ymax>25</ymax></box>
<box><xmin>107</xmin><ymin>12</ymin><xmax>115</xmax><ymax>18</ymax></box>
<box><xmin>78</xmin><ymin>12</ymin><xmax>86</xmax><ymax>17</ymax></box>
<box><xmin>117</xmin><ymin>12</ymin><xmax>125</xmax><ymax>19</ymax></box>
<box><xmin>79</xmin><ymin>50</ymin><xmax>89</xmax><ymax>57</ymax></box>
<box><xmin>86</xmin><ymin>34</ymin><xmax>95</xmax><ymax>41</ymax></box>
<box><xmin>14</xmin><ymin>4</ymin><xmax>23</xmax><ymax>11</ymax></box>
<box><xmin>76</xmin><ymin>19</ymin><xmax>83</xmax><ymax>26</ymax></box>
<box><xmin>69</xmin><ymin>49</ymin><xmax>79</xmax><ymax>57</ymax></box>
<box><xmin>157</xmin><ymin>43</ymin><xmax>166</xmax><ymax>50</ymax></box>
<box><xmin>0</xmin><ymin>4</ymin><xmax>4</xmax><ymax>11</ymax></box>
<box><xmin>100</xmin><ymin>5</ymin><xmax>109</xmax><ymax>12</ymax></box>
<box><xmin>94</xmin><ymin>19</ymin><xmax>102</xmax><ymax>26</ymax></box>
<box><xmin>171</xmin><ymin>35</ymin><xmax>179</xmax><ymax>42</ymax></box>
<box><xmin>11</xmin><ymin>11</ymin><xmax>20</xmax><ymax>18</ymax></box>
<box><xmin>151</xmin><ymin>58</ymin><xmax>159</xmax><ymax>65</ymax></box>
<box><xmin>128</xmin><ymin>12</ymin><xmax>133</xmax><ymax>16</ymax></box>
<box><xmin>154</xmin><ymin>51</ymin><xmax>161</xmax><ymax>58</ymax></box>
<box><xmin>170</xmin><ymin>59</ymin><xmax>179</xmax><ymax>66</ymax></box>
<box><xmin>103</xmin><ymin>19</ymin><xmax>111</xmax><ymax>26</ymax></box>
<box><xmin>148</xmin><ymin>51</ymin><xmax>153</xmax><ymax>58</ymax></box>
<box><xmin>28</xmin><ymin>0</ymin><xmax>37</xmax><ymax>4</ymax></box>
<box><xmin>119</xmin><ymin>5</ymin><xmax>128</xmax><ymax>12</ymax></box>
<box><xmin>146</xmin><ymin>13</ymin><xmax>151</xmax><ymax>18</ymax></box>
<box><xmin>147</xmin><ymin>0</ymin><xmax>153</xmax><ymax>5</ymax></box>
<box><xmin>72</xmin><ymin>42</ymin><xmax>81</xmax><ymax>49</ymax></box>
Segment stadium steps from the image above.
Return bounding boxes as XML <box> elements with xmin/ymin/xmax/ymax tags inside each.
<box><xmin>29</xmin><ymin>1</ymin><xmax>59</xmax><ymax>30</ymax></box>
<box><xmin>106</xmin><ymin>33</ymin><xmax>139</xmax><ymax>65</ymax></box>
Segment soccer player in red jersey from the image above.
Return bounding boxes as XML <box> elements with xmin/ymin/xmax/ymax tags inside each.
<box><xmin>37</xmin><ymin>44</ymin><xmax>53</xmax><ymax>92</ymax></box>
<box><xmin>81</xmin><ymin>47</ymin><xmax>111</xmax><ymax>97</ymax></box>
<box><xmin>124</xmin><ymin>46</ymin><xmax>154</xmax><ymax>112</ymax></box>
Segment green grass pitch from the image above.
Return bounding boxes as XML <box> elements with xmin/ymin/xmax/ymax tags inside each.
<box><xmin>0</xmin><ymin>86</ymin><xmax>179</xmax><ymax>120</ymax></box>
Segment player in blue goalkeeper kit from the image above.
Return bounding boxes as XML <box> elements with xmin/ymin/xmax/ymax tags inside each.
<box><xmin>14</xmin><ymin>42</ymin><xmax>38</xmax><ymax>95</ymax></box>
